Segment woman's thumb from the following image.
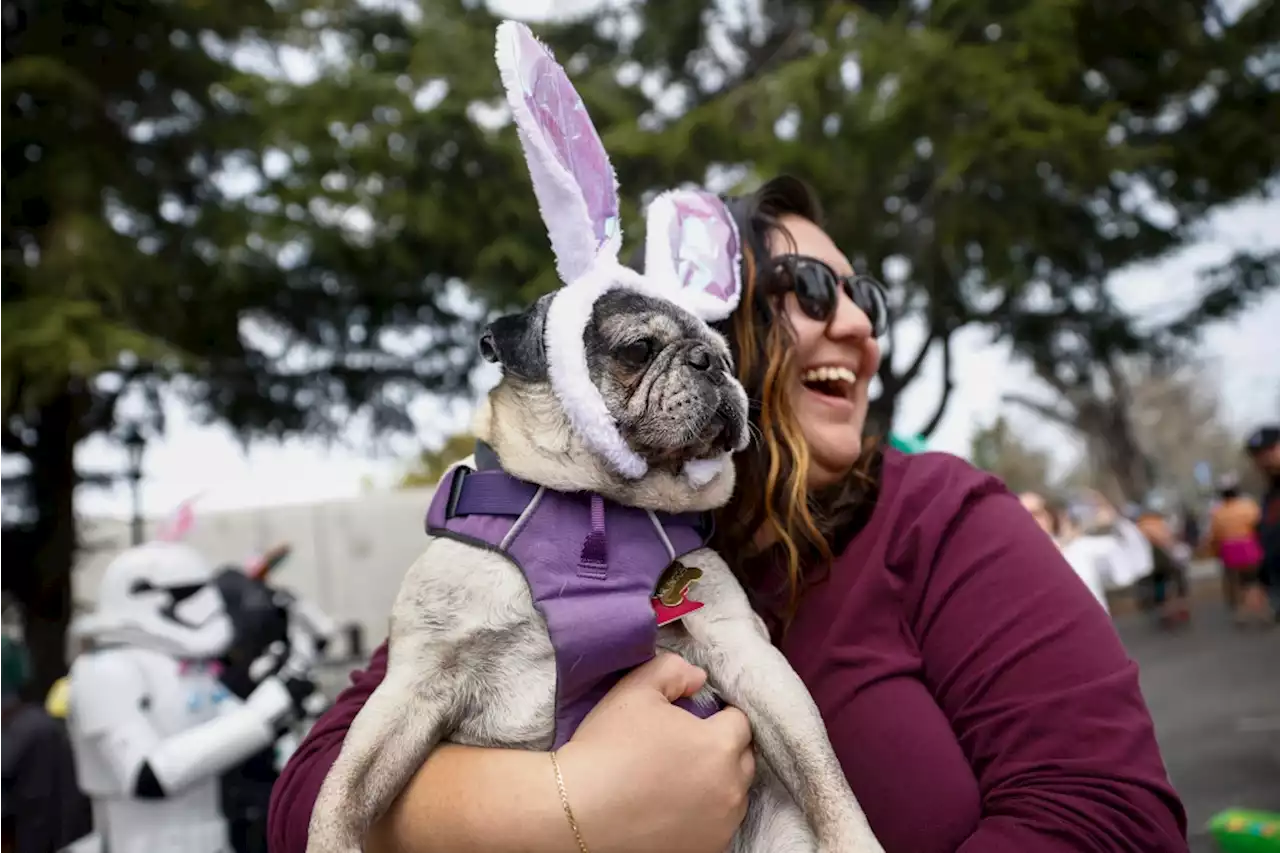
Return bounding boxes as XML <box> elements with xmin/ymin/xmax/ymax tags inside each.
<box><xmin>619</xmin><ymin>651</ymin><xmax>707</xmax><ymax>703</ymax></box>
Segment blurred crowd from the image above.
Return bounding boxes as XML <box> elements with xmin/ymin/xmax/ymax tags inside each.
<box><xmin>1019</xmin><ymin>425</ymin><xmax>1280</xmax><ymax>630</ymax></box>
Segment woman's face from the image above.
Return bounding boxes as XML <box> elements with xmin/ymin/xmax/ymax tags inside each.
<box><xmin>768</xmin><ymin>214</ymin><xmax>882</xmax><ymax>490</ymax></box>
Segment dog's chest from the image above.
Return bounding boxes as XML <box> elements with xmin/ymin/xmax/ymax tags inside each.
<box><xmin>426</xmin><ymin>465</ymin><xmax>712</xmax><ymax>748</ymax></box>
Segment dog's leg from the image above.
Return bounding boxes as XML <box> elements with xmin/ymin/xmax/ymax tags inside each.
<box><xmin>307</xmin><ymin>537</ymin><xmax>552</xmax><ymax>853</ymax></box>
<box><xmin>726</xmin><ymin>767</ymin><xmax>817</xmax><ymax>853</ymax></box>
<box><xmin>306</xmin><ymin>636</ymin><xmax>464</xmax><ymax>853</ymax></box>
<box><xmin>669</xmin><ymin>552</ymin><xmax>884</xmax><ymax>853</ymax></box>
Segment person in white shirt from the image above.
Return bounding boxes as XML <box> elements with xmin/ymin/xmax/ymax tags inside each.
<box><xmin>1020</xmin><ymin>490</ymin><xmax>1154</xmax><ymax>614</ymax></box>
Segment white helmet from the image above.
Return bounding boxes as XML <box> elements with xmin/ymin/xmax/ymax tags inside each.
<box><xmin>75</xmin><ymin>541</ymin><xmax>234</xmax><ymax>659</ymax></box>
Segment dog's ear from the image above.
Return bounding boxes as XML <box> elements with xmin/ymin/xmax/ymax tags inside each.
<box><xmin>479</xmin><ymin>295</ymin><xmax>551</xmax><ymax>382</ymax></box>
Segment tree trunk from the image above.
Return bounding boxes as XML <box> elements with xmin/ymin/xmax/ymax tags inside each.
<box><xmin>1085</xmin><ymin>403</ymin><xmax>1153</xmax><ymax>504</ymax></box>
<box><xmin>867</xmin><ymin>386</ymin><xmax>897</xmax><ymax>441</ymax></box>
<box><xmin>22</xmin><ymin>389</ymin><xmax>81</xmax><ymax>699</ymax></box>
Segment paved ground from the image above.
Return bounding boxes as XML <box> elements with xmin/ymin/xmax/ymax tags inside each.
<box><xmin>1115</xmin><ymin>604</ymin><xmax>1280</xmax><ymax>852</ymax></box>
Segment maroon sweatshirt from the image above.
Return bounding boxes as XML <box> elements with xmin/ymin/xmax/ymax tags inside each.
<box><xmin>268</xmin><ymin>450</ymin><xmax>1188</xmax><ymax>853</ymax></box>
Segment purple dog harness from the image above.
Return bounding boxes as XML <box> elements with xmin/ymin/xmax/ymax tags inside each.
<box><xmin>425</xmin><ymin>446</ymin><xmax>721</xmax><ymax>748</ymax></box>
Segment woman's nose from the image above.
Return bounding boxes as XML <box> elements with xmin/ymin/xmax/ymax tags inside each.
<box><xmin>827</xmin><ymin>288</ymin><xmax>873</xmax><ymax>341</ymax></box>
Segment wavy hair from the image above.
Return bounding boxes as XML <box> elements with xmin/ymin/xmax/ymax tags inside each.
<box><xmin>712</xmin><ymin>177</ymin><xmax>881</xmax><ymax>627</ymax></box>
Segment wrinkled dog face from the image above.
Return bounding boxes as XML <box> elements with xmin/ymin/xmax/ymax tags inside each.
<box><xmin>584</xmin><ymin>290</ymin><xmax>749</xmax><ymax>471</ymax></box>
<box><xmin>479</xmin><ymin>289</ymin><xmax>750</xmax><ymax>474</ymax></box>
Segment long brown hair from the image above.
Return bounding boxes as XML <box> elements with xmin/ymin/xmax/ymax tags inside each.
<box><xmin>712</xmin><ymin>177</ymin><xmax>880</xmax><ymax>625</ymax></box>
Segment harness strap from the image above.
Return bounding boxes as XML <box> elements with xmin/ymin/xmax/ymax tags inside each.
<box><xmin>578</xmin><ymin>494</ymin><xmax>609</xmax><ymax>580</ymax></box>
<box><xmin>441</xmin><ymin>466</ymin><xmax>712</xmax><ymax>542</ymax></box>
<box><xmin>451</xmin><ymin>469</ymin><xmax>541</xmax><ymax>518</ymax></box>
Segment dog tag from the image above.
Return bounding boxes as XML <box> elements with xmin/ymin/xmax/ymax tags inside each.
<box><xmin>652</xmin><ymin>562</ymin><xmax>704</xmax><ymax>627</ymax></box>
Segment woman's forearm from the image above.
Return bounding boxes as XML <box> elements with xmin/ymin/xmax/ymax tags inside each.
<box><xmin>365</xmin><ymin>744</ymin><xmax>577</xmax><ymax>853</ymax></box>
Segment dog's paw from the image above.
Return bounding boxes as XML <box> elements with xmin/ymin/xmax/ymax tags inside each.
<box><xmin>306</xmin><ymin>811</ymin><xmax>363</xmax><ymax>853</ymax></box>
<box><xmin>817</xmin><ymin>824</ymin><xmax>885</xmax><ymax>853</ymax></box>
<box><xmin>304</xmin><ymin>832</ymin><xmax>364</xmax><ymax>853</ymax></box>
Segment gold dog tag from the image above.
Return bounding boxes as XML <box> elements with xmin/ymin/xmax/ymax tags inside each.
<box><xmin>653</xmin><ymin>560</ymin><xmax>704</xmax><ymax>625</ymax></box>
<box><xmin>657</xmin><ymin>561</ymin><xmax>703</xmax><ymax>606</ymax></box>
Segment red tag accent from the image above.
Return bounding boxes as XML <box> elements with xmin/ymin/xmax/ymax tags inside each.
<box><xmin>652</xmin><ymin>593</ymin><xmax>704</xmax><ymax>627</ymax></box>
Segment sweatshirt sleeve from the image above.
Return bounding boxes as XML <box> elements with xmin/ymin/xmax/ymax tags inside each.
<box><xmin>910</xmin><ymin>486</ymin><xmax>1188</xmax><ymax>853</ymax></box>
<box><xmin>268</xmin><ymin>641</ymin><xmax>389</xmax><ymax>853</ymax></box>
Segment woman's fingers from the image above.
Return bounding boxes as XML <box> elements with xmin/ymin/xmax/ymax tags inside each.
<box><xmin>618</xmin><ymin>650</ymin><xmax>708</xmax><ymax>703</ymax></box>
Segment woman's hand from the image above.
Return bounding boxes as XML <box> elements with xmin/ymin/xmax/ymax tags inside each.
<box><xmin>556</xmin><ymin>652</ymin><xmax>756</xmax><ymax>853</ymax></box>
<box><xmin>363</xmin><ymin>651</ymin><xmax>754</xmax><ymax>853</ymax></box>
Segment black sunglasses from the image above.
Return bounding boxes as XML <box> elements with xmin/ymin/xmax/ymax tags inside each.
<box><xmin>768</xmin><ymin>255</ymin><xmax>889</xmax><ymax>337</ymax></box>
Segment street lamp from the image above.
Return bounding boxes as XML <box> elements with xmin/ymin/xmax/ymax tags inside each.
<box><xmin>123</xmin><ymin>426</ymin><xmax>146</xmax><ymax>546</ymax></box>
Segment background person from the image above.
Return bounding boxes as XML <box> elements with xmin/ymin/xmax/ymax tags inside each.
<box><xmin>1</xmin><ymin>635</ymin><xmax>92</xmax><ymax>853</ymax></box>
<box><xmin>1200</xmin><ymin>474</ymin><xmax>1266</xmax><ymax>625</ymax></box>
<box><xmin>1134</xmin><ymin>502</ymin><xmax>1194</xmax><ymax>627</ymax></box>
<box><xmin>1246</xmin><ymin>425</ymin><xmax>1280</xmax><ymax>620</ymax></box>
<box><xmin>1018</xmin><ymin>489</ymin><xmax>1156</xmax><ymax>616</ymax></box>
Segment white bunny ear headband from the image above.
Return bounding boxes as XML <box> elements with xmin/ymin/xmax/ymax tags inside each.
<box><xmin>495</xmin><ymin>20</ymin><xmax>744</xmax><ymax>484</ymax></box>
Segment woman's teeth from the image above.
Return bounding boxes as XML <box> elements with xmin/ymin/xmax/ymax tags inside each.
<box><xmin>801</xmin><ymin>366</ymin><xmax>857</xmax><ymax>385</ymax></box>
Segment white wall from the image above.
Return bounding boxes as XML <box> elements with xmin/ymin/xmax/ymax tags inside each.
<box><xmin>74</xmin><ymin>487</ymin><xmax>439</xmax><ymax>653</ymax></box>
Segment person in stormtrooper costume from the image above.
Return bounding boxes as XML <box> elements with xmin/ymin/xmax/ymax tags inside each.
<box><xmin>63</xmin><ymin>540</ymin><xmax>320</xmax><ymax>853</ymax></box>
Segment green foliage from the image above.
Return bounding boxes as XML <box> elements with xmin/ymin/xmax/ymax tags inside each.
<box><xmin>6</xmin><ymin>0</ymin><xmax>279</xmax><ymax>441</ymax></box>
<box><xmin>398</xmin><ymin>432</ymin><xmax>477</xmax><ymax>489</ymax></box>
<box><xmin>968</xmin><ymin>416</ymin><xmax>1055</xmax><ymax>495</ymax></box>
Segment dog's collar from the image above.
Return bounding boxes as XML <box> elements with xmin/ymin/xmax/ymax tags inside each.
<box><xmin>473</xmin><ymin>440</ymin><xmax>503</xmax><ymax>472</ymax></box>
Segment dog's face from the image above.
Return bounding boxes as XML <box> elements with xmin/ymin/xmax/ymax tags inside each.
<box><xmin>583</xmin><ymin>289</ymin><xmax>749</xmax><ymax>468</ymax></box>
<box><xmin>478</xmin><ymin>289</ymin><xmax>750</xmax><ymax>493</ymax></box>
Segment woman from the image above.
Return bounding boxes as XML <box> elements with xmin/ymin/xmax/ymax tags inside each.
<box><xmin>268</xmin><ymin>177</ymin><xmax>1188</xmax><ymax>853</ymax></box>
<box><xmin>1018</xmin><ymin>490</ymin><xmax>1156</xmax><ymax>616</ymax></box>
<box><xmin>1202</xmin><ymin>475</ymin><xmax>1266</xmax><ymax>625</ymax></box>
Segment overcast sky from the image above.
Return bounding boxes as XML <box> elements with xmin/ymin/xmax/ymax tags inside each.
<box><xmin>73</xmin><ymin>0</ymin><xmax>1280</xmax><ymax>519</ymax></box>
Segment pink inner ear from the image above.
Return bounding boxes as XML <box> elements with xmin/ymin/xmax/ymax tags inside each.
<box><xmin>668</xmin><ymin>192</ymin><xmax>740</xmax><ymax>305</ymax></box>
<box><xmin>518</xmin><ymin>38</ymin><xmax>619</xmax><ymax>248</ymax></box>
<box><xmin>155</xmin><ymin>499</ymin><xmax>197</xmax><ymax>542</ymax></box>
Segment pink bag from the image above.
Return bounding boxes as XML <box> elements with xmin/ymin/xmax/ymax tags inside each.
<box><xmin>1220</xmin><ymin>536</ymin><xmax>1264</xmax><ymax>571</ymax></box>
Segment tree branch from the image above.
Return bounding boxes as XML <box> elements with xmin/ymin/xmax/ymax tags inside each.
<box><xmin>1002</xmin><ymin>392</ymin><xmax>1080</xmax><ymax>430</ymax></box>
<box><xmin>897</xmin><ymin>327</ymin><xmax>939</xmax><ymax>391</ymax></box>
<box><xmin>2</xmin><ymin>427</ymin><xmax>30</xmax><ymax>455</ymax></box>
<box><xmin>919</xmin><ymin>333</ymin><xmax>954</xmax><ymax>438</ymax></box>
<box><xmin>82</xmin><ymin>384</ymin><xmax>128</xmax><ymax>438</ymax></box>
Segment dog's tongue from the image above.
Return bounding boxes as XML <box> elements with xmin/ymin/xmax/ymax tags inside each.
<box><xmin>683</xmin><ymin>458</ymin><xmax>724</xmax><ymax>488</ymax></box>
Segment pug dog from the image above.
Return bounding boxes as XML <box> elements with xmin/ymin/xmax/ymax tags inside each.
<box><xmin>306</xmin><ymin>287</ymin><xmax>883</xmax><ymax>853</ymax></box>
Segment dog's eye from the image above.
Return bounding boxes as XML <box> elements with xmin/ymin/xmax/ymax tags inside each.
<box><xmin>617</xmin><ymin>338</ymin><xmax>655</xmax><ymax>368</ymax></box>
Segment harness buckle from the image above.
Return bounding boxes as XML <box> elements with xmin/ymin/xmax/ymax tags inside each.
<box><xmin>444</xmin><ymin>466</ymin><xmax>470</xmax><ymax>519</ymax></box>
